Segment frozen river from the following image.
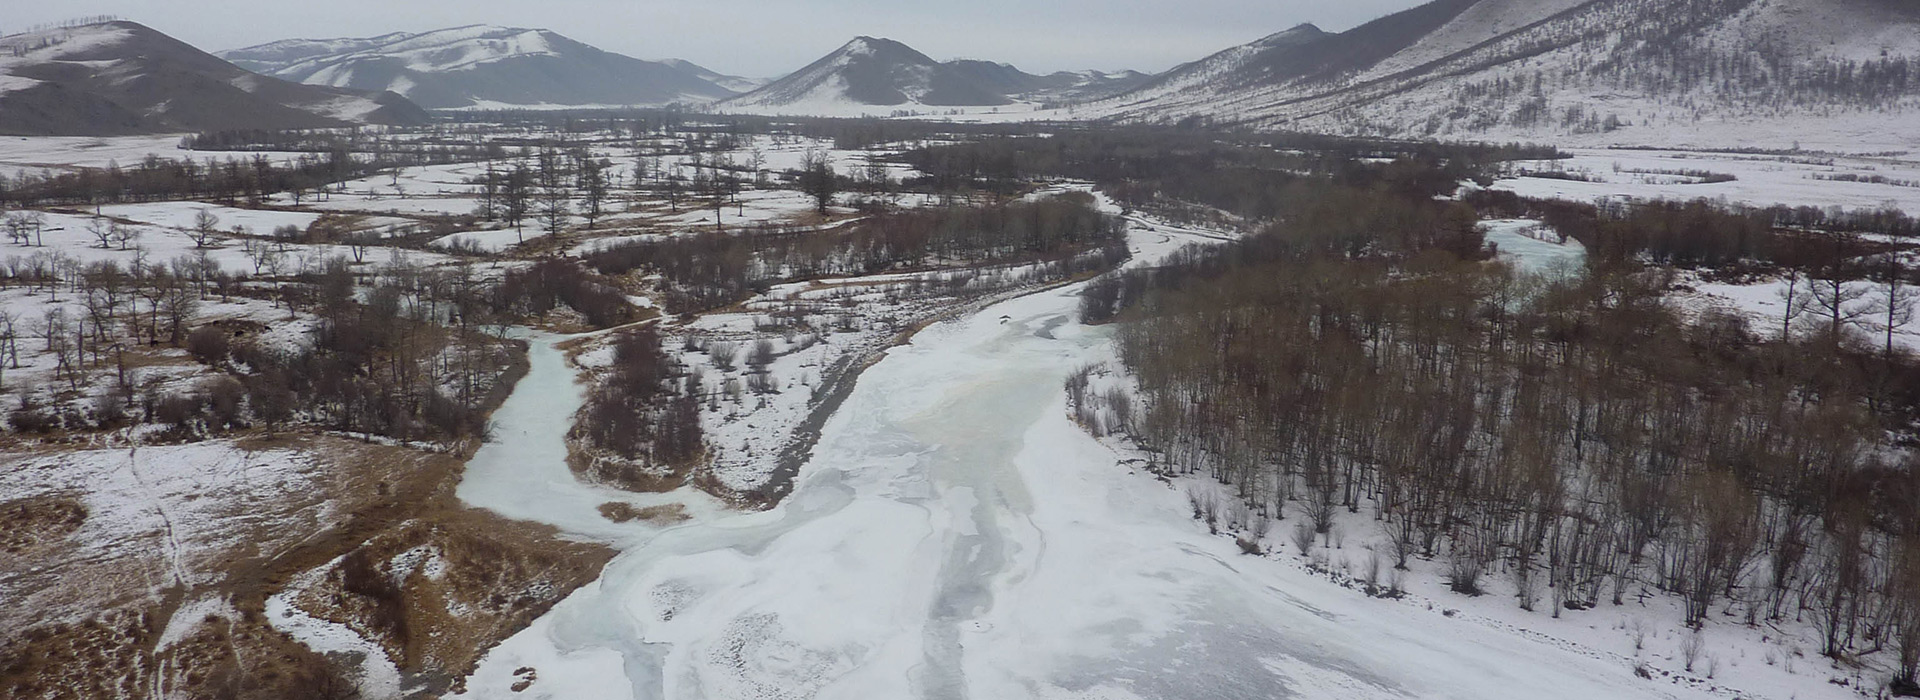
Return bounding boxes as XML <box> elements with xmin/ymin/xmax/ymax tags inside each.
<box><xmin>455</xmin><ymin>217</ymin><xmax>1701</xmax><ymax>700</ymax></box>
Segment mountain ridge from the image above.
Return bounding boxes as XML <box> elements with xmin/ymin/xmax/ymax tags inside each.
<box><xmin>0</xmin><ymin>20</ymin><xmax>427</xmax><ymax>136</ymax></box>
<box><xmin>722</xmin><ymin>36</ymin><xmax>1150</xmax><ymax>115</ymax></box>
<box><xmin>1088</xmin><ymin>0</ymin><xmax>1920</xmax><ymax>148</ymax></box>
<box><xmin>221</xmin><ymin>25</ymin><xmax>739</xmax><ymax>109</ymax></box>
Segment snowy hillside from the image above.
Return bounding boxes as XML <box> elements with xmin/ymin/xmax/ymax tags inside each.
<box><xmin>1090</xmin><ymin>0</ymin><xmax>1920</xmax><ymax>150</ymax></box>
<box><xmin>0</xmin><ymin>21</ymin><xmax>428</xmax><ymax>135</ymax></box>
<box><xmin>722</xmin><ymin>36</ymin><xmax>1148</xmax><ymax>116</ymax></box>
<box><xmin>221</xmin><ymin>25</ymin><xmax>739</xmax><ymax>109</ymax></box>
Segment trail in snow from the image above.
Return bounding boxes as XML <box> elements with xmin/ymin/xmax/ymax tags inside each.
<box><xmin>455</xmin><ymin>211</ymin><xmax>1710</xmax><ymax>700</ymax></box>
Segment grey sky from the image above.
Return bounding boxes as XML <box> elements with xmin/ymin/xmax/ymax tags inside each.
<box><xmin>14</xmin><ymin>1</ymin><xmax>1430</xmax><ymax>77</ymax></box>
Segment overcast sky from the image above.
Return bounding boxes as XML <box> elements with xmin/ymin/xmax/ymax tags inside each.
<box><xmin>15</xmin><ymin>1</ymin><xmax>1430</xmax><ymax>77</ymax></box>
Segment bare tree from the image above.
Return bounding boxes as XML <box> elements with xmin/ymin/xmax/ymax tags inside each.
<box><xmin>25</xmin><ymin>212</ymin><xmax>45</xmax><ymax>247</ymax></box>
<box><xmin>188</xmin><ymin>208</ymin><xmax>222</xmax><ymax>248</ymax></box>
<box><xmin>798</xmin><ymin>149</ymin><xmax>838</xmax><ymax>215</ymax></box>
<box><xmin>86</xmin><ymin>217</ymin><xmax>115</xmax><ymax>248</ymax></box>
<box><xmin>4</xmin><ymin>212</ymin><xmax>33</xmax><ymax>246</ymax></box>
<box><xmin>110</xmin><ymin>221</ymin><xmax>140</xmax><ymax>250</ymax></box>
<box><xmin>1869</xmin><ymin>254</ymin><xmax>1920</xmax><ymax>356</ymax></box>
<box><xmin>242</xmin><ymin>238</ymin><xmax>283</xmax><ymax>276</ymax></box>
<box><xmin>749</xmin><ymin>147</ymin><xmax>768</xmax><ymax>187</ymax></box>
<box><xmin>534</xmin><ymin>147</ymin><xmax>571</xmax><ymax>240</ymax></box>
<box><xmin>579</xmin><ymin>156</ymin><xmax>610</xmax><ymax>229</ymax></box>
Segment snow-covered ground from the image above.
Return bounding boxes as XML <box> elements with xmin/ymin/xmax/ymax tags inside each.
<box><xmin>431</xmin><ymin>227</ymin><xmax>546</xmax><ymax>254</ymax></box>
<box><xmin>0</xmin><ymin>134</ymin><xmax>187</xmax><ymax>171</ymax></box>
<box><xmin>1496</xmin><ymin>148</ymin><xmax>1920</xmax><ymax>213</ymax></box>
<box><xmin>0</xmin><ymin>440</ymin><xmax>332</xmax><ymax>630</ymax></box>
<box><xmin>448</xmin><ymin>210</ymin><xmax>1792</xmax><ymax>699</ymax></box>
<box><xmin>267</xmin><ymin>580</ymin><xmax>409</xmax><ymax>698</ymax></box>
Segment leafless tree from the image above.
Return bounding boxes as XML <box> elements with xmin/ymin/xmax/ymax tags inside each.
<box><xmin>188</xmin><ymin>208</ymin><xmax>222</xmax><ymax>248</ymax></box>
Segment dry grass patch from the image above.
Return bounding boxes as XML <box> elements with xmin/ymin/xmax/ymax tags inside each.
<box><xmin>286</xmin><ymin>505</ymin><xmax>613</xmax><ymax>694</ymax></box>
<box><xmin>598</xmin><ymin>501</ymin><xmax>691</xmax><ymax>524</ymax></box>
<box><xmin>0</xmin><ymin>494</ymin><xmax>85</xmax><ymax>555</ymax></box>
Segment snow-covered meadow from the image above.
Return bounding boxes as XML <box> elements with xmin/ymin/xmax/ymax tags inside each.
<box><xmin>1496</xmin><ymin>148</ymin><xmax>1920</xmax><ymax>214</ymax></box>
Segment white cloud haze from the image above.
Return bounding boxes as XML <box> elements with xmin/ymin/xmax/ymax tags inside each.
<box><xmin>10</xmin><ymin>0</ymin><xmax>1430</xmax><ymax>77</ymax></box>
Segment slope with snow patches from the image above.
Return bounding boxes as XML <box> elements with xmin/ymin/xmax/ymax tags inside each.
<box><xmin>1089</xmin><ymin>0</ymin><xmax>1920</xmax><ymax>150</ymax></box>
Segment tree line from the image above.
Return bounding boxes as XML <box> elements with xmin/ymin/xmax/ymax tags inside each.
<box><xmin>586</xmin><ymin>193</ymin><xmax>1127</xmax><ymax>314</ymax></box>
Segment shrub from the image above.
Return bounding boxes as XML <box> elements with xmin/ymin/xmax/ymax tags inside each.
<box><xmin>186</xmin><ymin>326</ymin><xmax>232</xmax><ymax>366</ymax></box>
<box><xmin>10</xmin><ymin>395</ymin><xmax>57</xmax><ymax>433</ymax></box>
<box><xmin>1447</xmin><ymin>550</ymin><xmax>1486</xmax><ymax>596</ymax></box>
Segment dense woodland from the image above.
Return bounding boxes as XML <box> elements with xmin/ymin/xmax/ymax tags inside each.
<box><xmin>1058</xmin><ymin>145</ymin><xmax>1920</xmax><ymax>685</ymax></box>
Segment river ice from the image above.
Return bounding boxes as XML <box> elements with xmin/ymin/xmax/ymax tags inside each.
<box><xmin>456</xmin><ymin>216</ymin><xmax>1698</xmax><ymax>700</ymax></box>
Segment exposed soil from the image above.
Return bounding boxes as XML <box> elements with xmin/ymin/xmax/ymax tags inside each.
<box><xmin>0</xmin><ymin>493</ymin><xmax>87</xmax><ymax>554</ymax></box>
<box><xmin>282</xmin><ymin>503</ymin><xmax>614</xmax><ymax>696</ymax></box>
<box><xmin>2</xmin><ymin>336</ymin><xmax>617</xmax><ymax>700</ymax></box>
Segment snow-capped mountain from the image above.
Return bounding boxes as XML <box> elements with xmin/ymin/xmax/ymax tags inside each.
<box><xmin>722</xmin><ymin>37</ymin><xmax>1148</xmax><ymax>115</ymax></box>
<box><xmin>1093</xmin><ymin>0</ymin><xmax>1920</xmax><ymax>149</ymax></box>
<box><xmin>0</xmin><ymin>21</ymin><xmax>428</xmax><ymax>136</ymax></box>
<box><xmin>221</xmin><ymin>26</ymin><xmax>739</xmax><ymax>110</ymax></box>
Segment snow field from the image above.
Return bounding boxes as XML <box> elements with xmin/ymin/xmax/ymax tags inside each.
<box><xmin>1496</xmin><ymin>148</ymin><xmax>1920</xmax><ymax>214</ymax></box>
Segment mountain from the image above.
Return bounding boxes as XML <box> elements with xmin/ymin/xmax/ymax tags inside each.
<box><xmin>945</xmin><ymin>60</ymin><xmax>1151</xmax><ymax>103</ymax></box>
<box><xmin>659</xmin><ymin>59</ymin><xmax>766</xmax><ymax>94</ymax></box>
<box><xmin>0</xmin><ymin>21</ymin><xmax>428</xmax><ymax>136</ymax></box>
<box><xmin>221</xmin><ymin>26</ymin><xmax>739</xmax><ymax>110</ymax></box>
<box><xmin>722</xmin><ymin>37</ymin><xmax>1149</xmax><ymax>115</ymax></box>
<box><xmin>1092</xmin><ymin>0</ymin><xmax>1920</xmax><ymax>149</ymax></box>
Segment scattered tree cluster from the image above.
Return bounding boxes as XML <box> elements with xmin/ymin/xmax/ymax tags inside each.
<box><xmin>572</xmin><ymin>326</ymin><xmax>704</xmax><ymax>490</ymax></box>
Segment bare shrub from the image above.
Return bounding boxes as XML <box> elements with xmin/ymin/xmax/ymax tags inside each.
<box><xmin>708</xmin><ymin>341</ymin><xmax>739</xmax><ymax>371</ymax></box>
<box><xmin>11</xmin><ymin>393</ymin><xmax>57</xmax><ymax>433</ymax></box>
<box><xmin>1292</xmin><ymin>520</ymin><xmax>1318</xmax><ymax>557</ymax></box>
<box><xmin>1447</xmin><ymin>549</ymin><xmax>1486</xmax><ymax>596</ymax></box>
<box><xmin>1517</xmin><ymin>566</ymin><xmax>1541</xmax><ymax>611</ymax></box>
<box><xmin>747</xmin><ymin>339</ymin><xmax>776</xmax><ymax>367</ymax></box>
<box><xmin>339</xmin><ymin>548</ymin><xmax>409</xmax><ymax>646</ymax></box>
<box><xmin>1681</xmin><ymin>630</ymin><xmax>1705</xmax><ymax>672</ymax></box>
